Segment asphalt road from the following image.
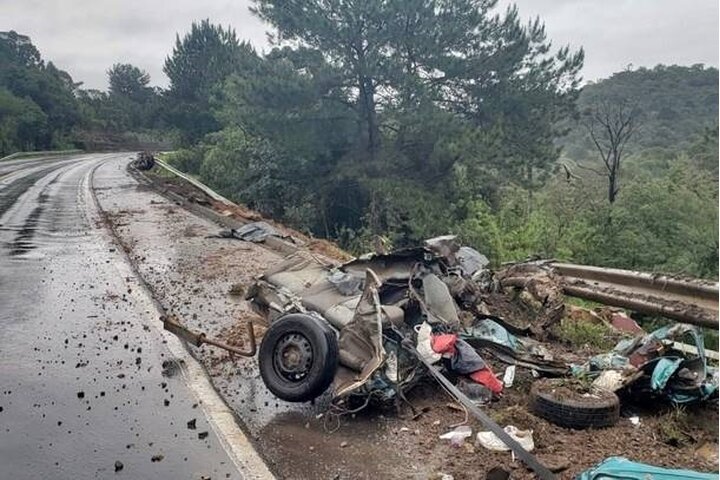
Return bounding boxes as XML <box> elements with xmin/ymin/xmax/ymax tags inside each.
<box><xmin>0</xmin><ymin>153</ymin><xmax>242</xmax><ymax>479</ymax></box>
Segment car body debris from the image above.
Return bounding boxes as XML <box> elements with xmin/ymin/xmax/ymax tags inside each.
<box><xmin>132</xmin><ymin>151</ymin><xmax>155</xmax><ymax>170</ymax></box>
<box><xmin>572</xmin><ymin>323</ymin><xmax>718</xmax><ymax>404</ymax></box>
<box><xmin>245</xmin><ymin>235</ymin><xmax>572</xmax><ymax>406</ymax></box>
<box><xmin>577</xmin><ymin>456</ymin><xmax>719</xmax><ymax>480</ymax></box>
<box><xmin>218</xmin><ymin>221</ymin><xmax>286</xmax><ymax>243</ymax></box>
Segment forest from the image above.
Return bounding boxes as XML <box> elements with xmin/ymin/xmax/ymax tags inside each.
<box><xmin>0</xmin><ymin>0</ymin><xmax>717</xmax><ymax>278</ymax></box>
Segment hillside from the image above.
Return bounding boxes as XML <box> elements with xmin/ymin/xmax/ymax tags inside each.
<box><xmin>563</xmin><ymin>64</ymin><xmax>718</xmax><ymax>161</ymax></box>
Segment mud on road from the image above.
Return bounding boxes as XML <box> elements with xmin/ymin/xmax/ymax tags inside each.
<box><xmin>99</xmin><ymin>156</ymin><xmax>718</xmax><ymax>479</ymax></box>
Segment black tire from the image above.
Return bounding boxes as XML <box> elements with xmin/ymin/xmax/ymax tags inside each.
<box><xmin>529</xmin><ymin>379</ymin><xmax>620</xmax><ymax>429</ymax></box>
<box><xmin>258</xmin><ymin>313</ymin><xmax>338</xmax><ymax>402</ymax></box>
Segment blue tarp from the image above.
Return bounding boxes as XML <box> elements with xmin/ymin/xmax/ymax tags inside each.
<box><xmin>576</xmin><ymin>456</ymin><xmax>719</xmax><ymax>480</ymax></box>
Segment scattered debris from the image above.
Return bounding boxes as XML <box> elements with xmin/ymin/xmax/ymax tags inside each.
<box><xmin>571</xmin><ymin>323</ymin><xmax>718</xmax><ymax>404</ymax></box>
<box><xmin>439</xmin><ymin>425</ymin><xmax>473</xmax><ymax>447</ymax></box>
<box><xmin>132</xmin><ymin>151</ymin><xmax>155</xmax><ymax>171</ymax></box>
<box><xmin>228</xmin><ymin>283</ymin><xmax>245</xmax><ymax>296</ymax></box>
<box><xmin>476</xmin><ymin>425</ymin><xmax>534</xmax><ymax>452</ymax></box>
<box><xmin>217</xmin><ymin>221</ymin><xmax>286</xmax><ymax>243</ymax></box>
<box><xmin>502</xmin><ymin>365</ymin><xmax>515</xmax><ymax>388</ymax></box>
<box><xmin>159</xmin><ymin>233</ymin><xmax>717</xmax><ymax>476</ymax></box>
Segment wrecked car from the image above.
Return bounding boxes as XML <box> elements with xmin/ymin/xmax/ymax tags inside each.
<box><xmin>244</xmin><ymin>236</ymin><xmax>566</xmax><ymax>404</ymax></box>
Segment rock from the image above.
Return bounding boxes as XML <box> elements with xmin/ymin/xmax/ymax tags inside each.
<box><xmin>537</xmin><ymin>453</ymin><xmax>570</xmax><ymax>473</ymax></box>
<box><xmin>77</xmin><ymin>391</ymin><xmax>85</xmax><ymax>399</ymax></box>
<box><xmin>114</xmin><ymin>461</ymin><xmax>123</xmax><ymax>472</ymax></box>
<box><xmin>340</xmin><ymin>441</ymin><xmax>348</xmax><ymax>448</ymax></box>
<box><xmin>198</xmin><ymin>431</ymin><xmax>209</xmax><ymax>440</ymax></box>
<box><xmin>696</xmin><ymin>442</ymin><xmax>719</xmax><ymax>463</ymax></box>
<box><xmin>486</xmin><ymin>467</ymin><xmax>509</xmax><ymax>480</ymax></box>
<box><xmin>187</xmin><ymin>419</ymin><xmax>197</xmax><ymax>430</ymax></box>
<box><xmin>151</xmin><ymin>454</ymin><xmax>164</xmax><ymax>462</ymax></box>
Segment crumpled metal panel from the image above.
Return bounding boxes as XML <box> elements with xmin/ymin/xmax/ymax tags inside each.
<box><xmin>577</xmin><ymin>456</ymin><xmax>718</xmax><ymax>480</ymax></box>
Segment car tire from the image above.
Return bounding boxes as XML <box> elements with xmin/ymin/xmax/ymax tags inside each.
<box><xmin>529</xmin><ymin>379</ymin><xmax>620</xmax><ymax>429</ymax></box>
<box><xmin>258</xmin><ymin>313</ymin><xmax>339</xmax><ymax>402</ymax></box>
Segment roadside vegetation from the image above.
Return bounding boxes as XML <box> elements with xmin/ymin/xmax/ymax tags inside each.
<box><xmin>1</xmin><ymin>1</ymin><xmax>717</xmax><ymax>280</ymax></box>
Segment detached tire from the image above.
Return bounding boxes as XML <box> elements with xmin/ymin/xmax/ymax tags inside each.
<box><xmin>529</xmin><ymin>379</ymin><xmax>620</xmax><ymax>429</ymax></box>
<box><xmin>258</xmin><ymin>313</ymin><xmax>338</xmax><ymax>402</ymax></box>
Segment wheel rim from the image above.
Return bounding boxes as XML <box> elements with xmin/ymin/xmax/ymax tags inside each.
<box><xmin>273</xmin><ymin>332</ymin><xmax>314</xmax><ymax>382</ymax></box>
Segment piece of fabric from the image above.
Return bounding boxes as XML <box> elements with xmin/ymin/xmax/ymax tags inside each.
<box><xmin>432</xmin><ymin>333</ymin><xmax>502</xmax><ymax>393</ymax></box>
<box><xmin>470</xmin><ymin>367</ymin><xmax>504</xmax><ymax>394</ymax></box>
<box><xmin>431</xmin><ymin>333</ymin><xmax>458</xmax><ymax>355</ymax></box>
<box><xmin>451</xmin><ymin>338</ymin><xmax>487</xmax><ymax>374</ymax></box>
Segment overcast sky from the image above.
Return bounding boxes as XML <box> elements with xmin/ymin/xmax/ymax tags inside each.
<box><xmin>1</xmin><ymin>0</ymin><xmax>717</xmax><ymax>90</ymax></box>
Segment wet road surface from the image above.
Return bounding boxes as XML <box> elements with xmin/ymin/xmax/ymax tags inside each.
<box><xmin>0</xmin><ymin>154</ymin><xmax>241</xmax><ymax>479</ymax></box>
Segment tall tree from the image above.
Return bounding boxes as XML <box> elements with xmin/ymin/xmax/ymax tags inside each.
<box><xmin>108</xmin><ymin>63</ymin><xmax>152</xmax><ymax>102</ymax></box>
<box><xmin>250</xmin><ymin>0</ymin><xmax>583</xmax><ymax>173</ymax></box>
<box><xmin>163</xmin><ymin>20</ymin><xmax>256</xmax><ymax>143</ymax></box>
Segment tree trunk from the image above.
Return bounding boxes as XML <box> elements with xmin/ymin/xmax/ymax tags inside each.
<box><xmin>358</xmin><ymin>75</ymin><xmax>379</xmax><ymax>158</ymax></box>
<box><xmin>608</xmin><ymin>170</ymin><xmax>618</xmax><ymax>203</ymax></box>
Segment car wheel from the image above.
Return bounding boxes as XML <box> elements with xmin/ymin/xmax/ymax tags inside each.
<box><xmin>529</xmin><ymin>378</ymin><xmax>620</xmax><ymax>429</ymax></box>
<box><xmin>258</xmin><ymin>313</ymin><xmax>338</xmax><ymax>402</ymax></box>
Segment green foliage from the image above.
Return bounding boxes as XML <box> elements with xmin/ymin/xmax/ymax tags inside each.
<box><xmin>0</xmin><ymin>31</ymin><xmax>81</xmax><ymax>155</ymax></box>
<box><xmin>0</xmin><ymin>87</ymin><xmax>49</xmax><ymax>154</ymax></box>
<box><xmin>250</xmin><ymin>0</ymin><xmax>583</xmax><ymax>168</ymax></box>
<box><xmin>167</xmin><ymin>128</ymin><xmax>308</xmax><ymax>225</ymax></box>
<box><xmin>553</xmin><ymin>318</ymin><xmax>617</xmax><ymax>351</ymax></box>
<box><xmin>655</xmin><ymin>406</ymin><xmax>693</xmax><ymax>447</ymax></box>
<box><xmin>187</xmin><ymin>1</ymin><xmax>583</xmax><ymax>250</ymax></box>
<box><xmin>81</xmin><ymin>64</ymin><xmax>162</xmax><ymax>132</ymax></box>
<box><xmin>107</xmin><ymin>63</ymin><xmax>151</xmax><ymax>100</ymax></box>
<box><xmin>579</xmin><ymin>159</ymin><xmax>718</xmax><ymax>278</ymax></box>
<box><xmin>163</xmin><ymin>20</ymin><xmax>258</xmax><ymax>144</ymax></box>
<box><xmin>457</xmin><ymin>199</ymin><xmax>504</xmax><ymax>263</ymax></box>
<box><xmin>155</xmin><ymin>8</ymin><xmax>716</xmax><ymax>284</ymax></box>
